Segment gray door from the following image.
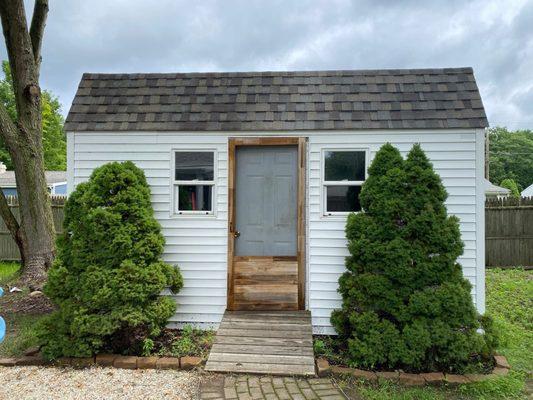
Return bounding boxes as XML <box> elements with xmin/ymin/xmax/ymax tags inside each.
<box><xmin>235</xmin><ymin>146</ymin><xmax>298</xmax><ymax>256</ymax></box>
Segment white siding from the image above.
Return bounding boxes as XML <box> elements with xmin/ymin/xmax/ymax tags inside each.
<box><xmin>68</xmin><ymin>129</ymin><xmax>485</xmax><ymax>333</ymax></box>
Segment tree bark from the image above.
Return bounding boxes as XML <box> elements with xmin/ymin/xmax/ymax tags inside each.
<box><xmin>0</xmin><ymin>0</ymin><xmax>54</xmax><ymax>287</ymax></box>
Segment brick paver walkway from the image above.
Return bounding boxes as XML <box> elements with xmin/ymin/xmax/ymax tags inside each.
<box><xmin>200</xmin><ymin>375</ymin><xmax>346</xmax><ymax>400</ymax></box>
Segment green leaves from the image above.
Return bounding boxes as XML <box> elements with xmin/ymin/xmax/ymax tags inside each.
<box><xmin>38</xmin><ymin>162</ymin><xmax>183</xmax><ymax>360</ymax></box>
<box><xmin>0</xmin><ymin>60</ymin><xmax>66</xmax><ymax>170</ymax></box>
<box><xmin>332</xmin><ymin>143</ymin><xmax>496</xmax><ymax>372</ymax></box>
<box><xmin>489</xmin><ymin>127</ymin><xmax>533</xmax><ymax>191</ymax></box>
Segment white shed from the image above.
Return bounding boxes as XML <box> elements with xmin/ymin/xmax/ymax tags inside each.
<box><xmin>521</xmin><ymin>183</ymin><xmax>533</xmax><ymax>197</ymax></box>
<box><xmin>65</xmin><ymin>68</ymin><xmax>488</xmax><ymax>334</ymax></box>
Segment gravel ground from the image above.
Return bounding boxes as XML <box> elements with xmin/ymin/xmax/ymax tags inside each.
<box><xmin>0</xmin><ymin>366</ymin><xmax>200</xmax><ymax>400</ymax></box>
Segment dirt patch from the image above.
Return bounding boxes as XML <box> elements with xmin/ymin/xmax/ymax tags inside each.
<box><xmin>0</xmin><ymin>290</ymin><xmax>55</xmax><ymax>315</ymax></box>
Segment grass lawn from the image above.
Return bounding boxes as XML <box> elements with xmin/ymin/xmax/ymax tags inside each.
<box><xmin>0</xmin><ymin>261</ymin><xmax>46</xmax><ymax>358</ymax></box>
<box><xmin>0</xmin><ymin>261</ymin><xmax>21</xmax><ymax>285</ymax></box>
<box><xmin>334</xmin><ymin>268</ymin><xmax>532</xmax><ymax>399</ymax></box>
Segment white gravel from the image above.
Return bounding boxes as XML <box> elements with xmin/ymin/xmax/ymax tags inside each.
<box><xmin>0</xmin><ymin>366</ymin><xmax>200</xmax><ymax>400</ymax></box>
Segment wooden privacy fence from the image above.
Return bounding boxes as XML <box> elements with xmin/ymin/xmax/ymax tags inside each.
<box><xmin>0</xmin><ymin>195</ymin><xmax>66</xmax><ymax>261</ymax></box>
<box><xmin>486</xmin><ymin>197</ymin><xmax>533</xmax><ymax>267</ymax></box>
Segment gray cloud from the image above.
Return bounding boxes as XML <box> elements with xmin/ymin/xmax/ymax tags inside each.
<box><xmin>3</xmin><ymin>0</ymin><xmax>533</xmax><ymax>129</ymax></box>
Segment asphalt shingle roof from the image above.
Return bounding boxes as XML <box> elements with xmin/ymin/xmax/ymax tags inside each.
<box><xmin>65</xmin><ymin>68</ymin><xmax>488</xmax><ymax>132</ymax></box>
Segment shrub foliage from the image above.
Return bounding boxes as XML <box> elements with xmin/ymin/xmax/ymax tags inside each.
<box><xmin>38</xmin><ymin>161</ymin><xmax>183</xmax><ymax>359</ymax></box>
<box><xmin>331</xmin><ymin>143</ymin><xmax>496</xmax><ymax>372</ymax></box>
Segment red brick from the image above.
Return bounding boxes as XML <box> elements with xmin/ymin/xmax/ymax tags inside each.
<box><xmin>420</xmin><ymin>372</ymin><xmax>445</xmax><ymax>385</ymax></box>
<box><xmin>0</xmin><ymin>358</ymin><xmax>17</xmax><ymax>367</ymax></box>
<box><xmin>71</xmin><ymin>357</ymin><xmax>95</xmax><ymax>368</ymax></box>
<box><xmin>23</xmin><ymin>346</ymin><xmax>40</xmax><ymax>357</ymax></box>
<box><xmin>445</xmin><ymin>374</ymin><xmax>469</xmax><ymax>385</ymax></box>
<box><xmin>316</xmin><ymin>358</ymin><xmax>331</xmax><ymax>377</ymax></box>
<box><xmin>113</xmin><ymin>356</ymin><xmax>138</xmax><ymax>369</ymax></box>
<box><xmin>376</xmin><ymin>371</ymin><xmax>399</xmax><ymax>382</ymax></box>
<box><xmin>15</xmin><ymin>356</ymin><xmax>47</xmax><ymax>366</ymax></box>
<box><xmin>157</xmin><ymin>357</ymin><xmax>180</xmax><ymax>370</ymax></box>
<box><xmin>137</xmin><ymin>356</ymin><xmax>159</xmax><ymax>369</ymax></box>
<box><xmin>492</xmin><ymin>367</ymin><xmax>509</xmax><ymax>376</ymax></box>
<box><xmin>399</xmin><ymin>372</ymin><xmax>425</xmax><ymax>386</ymax></box>
<box><xmin>55</xmin><ymin>357</ymin><xmax>73</xmax><ymax>366</ymax></box>
<box><xmin>331</xmin><ymin>365</ymin><xmax>352</xmax><ymax>375</ymax></box>
<box><xmin>331</xmin><ymin>365</ymin><xmax>377</xmax><ymax>381</ymax></box>
<box><xmin>494</xmin><ymin>355</ymin><xmax>510</xmax><ymax>369</ymax></box>
<box><xmin>180</xmin><ymin>356</ymin><xmax>202</xmax><ymax>370</ymax></box>
<box><xmin>95</xmin><ymin>354</ymin><xmax>117</xmax><ymax>367</ymax></box>
<box><xmin>352</xmin><ymin>369</ymin><xmax>377</xmax><ymax>382</ymax></box>
<box><xmin>465</xmin><ymin>374</ymin><xmax>490</xmax><ymax>382</ymax></box>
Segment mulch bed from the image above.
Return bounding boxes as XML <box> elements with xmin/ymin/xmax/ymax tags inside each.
<box><xmin>0</xmin><ymin>290</ymin><xmax>55</xmax><ymax>315</ymax></box>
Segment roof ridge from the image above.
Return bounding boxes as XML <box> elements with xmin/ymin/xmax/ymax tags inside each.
<box><xmin>81</xmin><ymin>67</ymin><xmax>474</xmax><ymax>80</ymax></box>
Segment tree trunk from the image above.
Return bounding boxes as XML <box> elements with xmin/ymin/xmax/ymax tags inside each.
<box><xmin>0</xmin><ymin>0</ymin><xmax>54</xmax><ymax>288</ymax></box>
<box><xmin>13</xmin><ymin>146</ymin><xmax>56</xmax><ymax>286</ymax></box>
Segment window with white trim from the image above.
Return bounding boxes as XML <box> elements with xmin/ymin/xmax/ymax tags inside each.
<box><xmin>173</xmin><ymin>151</ymin><xmax>215</xmax><ymax>215</ymax></box>
<box><xmin>323</xmin><ymin>149</ymin><xmax>367</xmax><ymax>215</ymax></box>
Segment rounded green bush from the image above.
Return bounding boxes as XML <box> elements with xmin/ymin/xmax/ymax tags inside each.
<box><xmin>331</xmin><ymin>143</ymin><xmax>497</xmax><ymax>372</ymax></box>
<box><xmin>38</xmin><ymin>161</ymin><xmax>183</xmax><ymax>359</ymax></box>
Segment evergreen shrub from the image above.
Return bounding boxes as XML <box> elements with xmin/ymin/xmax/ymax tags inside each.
<box><xmin>38</xmin><ymin>161</ymin><xmax>183</xmax><ymax>359</ymax></box>
<box><xmin>331</xmin><ymin>143</ymin><xmax>497</xmax><ymax>372</ymax></box>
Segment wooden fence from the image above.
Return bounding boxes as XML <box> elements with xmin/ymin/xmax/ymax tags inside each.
<box><xmin>0</xmin><ymin>195</ymin><xmax>66</xmax><ymax>261</ymax></box>
<box><xmin>486</xmin><ymin>197</ymin><xmax>533</xmax><ymax>267</ymax></box>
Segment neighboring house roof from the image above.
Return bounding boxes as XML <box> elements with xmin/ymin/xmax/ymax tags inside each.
<box><xmin>65</xmin><ymin>68</ymin><xmax>488</xmax><ymax>132</ymax></box>
<box><xmin>0</xmin><ymin>171</ymin><xmax>67</xmax><ymax>188</ymax></box>
<box><xmin>484</xmin><ymin>179</ymin><xmax>511</xmax><ymax>196</ymax></box>
<box><xmin>521</xmin><ymin>183</ymin><xmax>533</xmax><ymax>197</ymax></box>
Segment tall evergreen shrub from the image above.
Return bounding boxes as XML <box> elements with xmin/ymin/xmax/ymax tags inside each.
<box><xmin>38</xmin><ymin>161</ymin><xmax>183</xmax><ymax>359</ymax></box>
<box><xmin>331</xmin><ymin>143</ymin><xmax>496</xmax><ymax>372</ymax></box>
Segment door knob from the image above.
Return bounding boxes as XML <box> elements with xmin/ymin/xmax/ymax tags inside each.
<box><xmin>233</xmin><ymin>231</ymin><xmax>240</xmax><ymax>238</ymax></box>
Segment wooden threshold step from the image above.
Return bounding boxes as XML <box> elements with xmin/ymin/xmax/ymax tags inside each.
<box><xmin>205</xmin><ymin>361</ymin><xmax>316</xmax><ymax>376</ymax></box>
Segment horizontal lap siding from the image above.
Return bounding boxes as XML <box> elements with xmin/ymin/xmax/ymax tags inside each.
<box><xmin>308</xmin><ymin>132</ymin><xmax>481</xmax><ymax>334</ymax></box>
<box><xmin>69</xmin><ymin>130</ymin><xmax>482</xmax><ymax>333</ymax></box>
<box><xmin>71</xmin><ymin>133</ymin><xmax>229</xmax><ymax>329</ymax></box>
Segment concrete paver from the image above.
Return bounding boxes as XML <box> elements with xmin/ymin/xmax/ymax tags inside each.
<box><xmin>201</xmin><ymin>375</ymin><xmax>346</xmax><ymax>400</ymax></box>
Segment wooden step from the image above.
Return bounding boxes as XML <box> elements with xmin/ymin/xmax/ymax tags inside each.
<box><xmin>206</xmin><ymin>310</ymin><xmax>316</xmax><ymax>376</ymax></box>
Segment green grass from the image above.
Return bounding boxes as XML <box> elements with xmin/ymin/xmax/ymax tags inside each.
<box><xmin>0</xmin><ymin>261</ymin><xmax>21</xmax><ymax>285</ymax></box>
<box><xmin>1</xmin><ymin>261</ymin><xmax>41</xmax><ymax>358</ymax></box>
<box><xmin>333</xmin><ymin>268</ymin><xmax>532</xmax><ymax>399</ymax></box>
<box><xmin>0</xmin><ymin>314</ymin><xmax>44</xmax><ymax>357</ymax></box>
<box><xmin>456</xmin><ymin>268</ymin><xmax>532</xmax><ymax>399</ymax></box>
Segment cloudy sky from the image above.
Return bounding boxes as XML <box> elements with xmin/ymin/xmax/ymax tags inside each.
<box><xmin>2</xmin><ymin>0</ymin><xmax>532</xmax><ymax>129</ymax></box>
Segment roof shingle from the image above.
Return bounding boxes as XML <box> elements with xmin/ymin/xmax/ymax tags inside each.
<box><xmin>65</xmin><ymin>68</ymin><xmax>488</xmax><ymax>132</ymax></box>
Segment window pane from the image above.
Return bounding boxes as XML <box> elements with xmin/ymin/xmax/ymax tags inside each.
<box><xmin>324</xmin><ymin>151</ymin><xmax>365</xmax><ymax>181</ymax></box>
<box><xmin>178</xmin><ymin>185</ymin><xmax>212</xmax><ymax>212</ymax></box>
<box><xmin>326</xmin><ymin>185</ymin><xmax>361</xmax><ymax>212</ymax></box>
<box><xmin>175</xmin><ymin>152</ymin><xmax>214</xmax><ymax>181</ymax></box>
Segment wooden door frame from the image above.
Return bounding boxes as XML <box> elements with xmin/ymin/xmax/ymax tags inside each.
<box><xmin>227</xmin><ymin>137</ymin><xmax>306</xmax><ymax>311</ymax></box>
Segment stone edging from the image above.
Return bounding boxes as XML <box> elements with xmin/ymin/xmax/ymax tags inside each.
<box><xmin>316</xmin><ymin>355</ymin><xmax>511</xmax><ymax>386</ymax></box>
<box><xmin>0</xmin><ymin>349</ymin><xmax>203</xmax><ymax>371</ymax></box>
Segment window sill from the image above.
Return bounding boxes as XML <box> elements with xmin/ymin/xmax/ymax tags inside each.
<box><xmin>169</xmin><ymin>212</ymin><xmax>217</xmax><ymax>219</ymax></box>
<box><xmin>321</xmin><ymin>212</ymin><xmax>360</xmax><ymax>220</ymax></box>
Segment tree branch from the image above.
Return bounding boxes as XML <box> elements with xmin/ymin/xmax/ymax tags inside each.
<box><xmin>0</xmin><ymin>0</ymin><xmax>39</xmax><ymax>100</ymax></box>
<box><xmin>29</xmin><ymin>0</ymin><xmax>48</xmax><ymax>68</ymax></box>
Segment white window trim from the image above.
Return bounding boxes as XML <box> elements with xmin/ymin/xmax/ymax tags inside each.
<box><xmin>321</xmin><ymin>148</ymin><xmax>369</xmax><ymax>217</ymax></box>
<box><xmin>171</xmin><ymin>148</ymin><xmax>217</xmax><ymax>217</ymax></box>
